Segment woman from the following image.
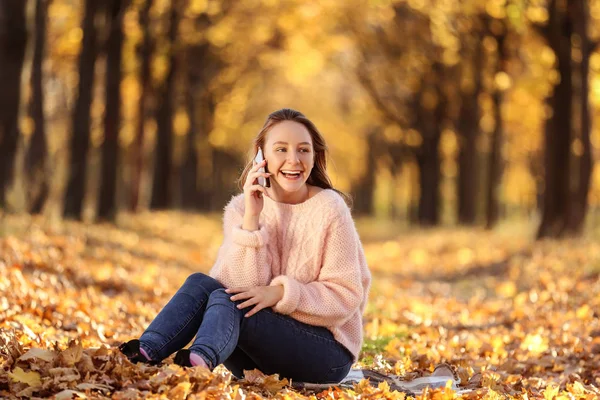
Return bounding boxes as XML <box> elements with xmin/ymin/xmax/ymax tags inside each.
<box><xmin>119</xmin><ymin>108</ymin><xmax>371</xmax><ymax>383</ymax></box>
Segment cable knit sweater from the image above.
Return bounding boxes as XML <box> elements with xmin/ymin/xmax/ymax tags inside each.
<box><xmin>209</xmin><ymin>188</ymin><xmax>371</xmax><ymax>361</ymax></box>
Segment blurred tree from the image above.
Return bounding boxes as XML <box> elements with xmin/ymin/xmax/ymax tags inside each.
<box><xmin>150</xmin><ymin>0</ymin><xmax>182</xmax><ymax>209</ymax></box>
<box><xmin>64</xmin><ymin>0</ymin><xmax>103</xmax><ymax>218</ymax></box>
<box><xmin>179</xmin><ymin>39</ymin><xmax>221</xmax><ymax>210</ymax></box>
<box><xmin>564</xmin><ymin>0</ymin><xmax>596</xmax><ymax>234</ymax></box>
<box><xmin>534</xmin><ymin>0</ymin><xmax>597</xmax><ymax>237</ymax></box>
<box><xmin>0</xmin><ymin>0</ymin><xmax>27</xmax><ymax>209</ymax></box>
<box><xmin>98</xmin><ymin>0</ymin><xmax>128</xmax><ymax>220</ymax></box>
<box><xmin>130</xmin><ymin>0</ymin><xmax>154</xmax><ymax>212</ymax></box>
<box><xmin>352</xmin><ymin>129</ymin><xmax>379</xmax><ymax>215</ymax></box>
<box><xmin>485</xmin><ymin>18</ymin><xmax>509</xmax><ymax>229</ymax></box>
<box><xmin>413</xmin><ymin>62</ymin><xmax>447</xmax><ymax>226</ymax></box>
<box><xmin>352</xmin><ymin>2</ymin><xmax>448</xmax><ymax>225</ymax></box>
<box><xmin>25</xmin><ymin>0</ymin><xmax>50</xmax><ymax>214</ymax></box>
<box><xmin>456</xmin><ymin>17</ymin><xmax>485</xmax><ymax>225</ymax></box>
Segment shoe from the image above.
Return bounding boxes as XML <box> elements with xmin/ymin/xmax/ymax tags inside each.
<box><xmin>118</xmin><ymin>339</ymin><xmax>154</xmax><ymax>364</ymax></box>
<box><xmin>173</xmin><ymin>349</ymin><xmax>193</xmax><ymax>367</ymax></box>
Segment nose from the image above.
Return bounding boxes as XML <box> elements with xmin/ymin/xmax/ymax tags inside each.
<box><xmin>287</xmin><ymin>151</ymin><xmax>300</xmax><ymax>164</ymax></box>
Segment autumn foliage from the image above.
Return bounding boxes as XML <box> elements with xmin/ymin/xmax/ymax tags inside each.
<box><xmin>1</xmin><ymin>0</ymin><xmax>600</xmax><ymax>237</ymax></box>
<box><xmin>1</xmin><ymin>214</ymin><xmax>600</xmax><ymax>398</ymax></box>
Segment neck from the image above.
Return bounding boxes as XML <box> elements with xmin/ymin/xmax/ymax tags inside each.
<box><xmin>268</xmin><ymin>184</ymin><xmax>310</xmax><ymax>204</ymax></box>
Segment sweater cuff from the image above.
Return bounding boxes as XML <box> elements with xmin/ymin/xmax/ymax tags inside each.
<box><xmin>231</xmin><ymin>225</ymin><xmax>268</xmax><ymax>248</ymax></box>
<box><xmin>270</xmin><ymin>275</ymin><xmax>301</xmax><ymax>315</ymax></box>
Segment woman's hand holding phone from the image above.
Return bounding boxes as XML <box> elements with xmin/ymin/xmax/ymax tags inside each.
<box><xmin>243</xmin><ymin>158</ymin><xmax>271</xmax><ymax>231</ymax></box>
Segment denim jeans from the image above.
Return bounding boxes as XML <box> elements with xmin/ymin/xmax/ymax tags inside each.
<box><xmin>138</xmin><ymin>272</ymin><xmax>353</xmax><ymax>383</ymax></box>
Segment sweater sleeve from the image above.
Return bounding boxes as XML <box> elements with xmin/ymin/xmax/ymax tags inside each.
<box><xmin>209</xmin><ymin>196</ymin><xmax>272</xmax><ymax>288</ymax></box>
<box><xmin>269</xmin><ymin>208</ymin><xmax>366</xmax><ymax>327</ymax></box>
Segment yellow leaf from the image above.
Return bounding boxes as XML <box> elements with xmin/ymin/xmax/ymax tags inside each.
<box><xmin>567</xmin><ymin>381</ymin><xmax>587</xmax><ymax>396</ymax></box>
<box><xmin>521</xmin><ymin>333</ymin><xmax>548</xmax><ymax>355</ymax></box>
<box><xmin>496</xmin><ymin>281</ymin><xmax>517</xmax><ymax>298</ymax></box>
<box><xmin>8</xmin><ymin>367</ymin><xmax>42</xmax><ymax>387</ymax></box>
<box><xmin>576</xmin><ymin>305</ymin><xmax>591</xmax><ymax>320</ymax></box>
<box><xmin>543</xmin><ymin>384</ymin><xmax>560</xmax><ymax>400</ymax></box>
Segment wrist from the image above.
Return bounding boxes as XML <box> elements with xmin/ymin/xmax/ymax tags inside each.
<box><xmin>242</xmin><ymin>214</ymin><xmax>259</xmax><ymax>231</ymax></box>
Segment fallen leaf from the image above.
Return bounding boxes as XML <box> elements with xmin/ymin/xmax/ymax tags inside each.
<box><xmin>60</xmin><ymin>341</ymin><xmax>83</xmax><ymax>366</ymax></box>
<box><xmin>54</xmin><ymin>389</ymin><xmax>87</xmax><ymax>399</ymax></box>
<box><xmin>18</xmin><ymin>347</ymin><xmax>57</xmax><ymax>362</ymax></box>
<box><xmin>8</xmin><ymin>367</ymin><xmax>42</xmax><ymax>387</ymax></box>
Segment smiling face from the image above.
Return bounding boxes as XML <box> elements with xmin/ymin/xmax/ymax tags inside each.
<box><xmin>264</xmin><ymin>120</ymin><xmax>315</xmax><ymax>195</ymax></box>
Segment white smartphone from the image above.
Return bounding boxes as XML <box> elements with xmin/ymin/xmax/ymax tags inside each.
<box><xmin>253</xmin><ymin>148</ymin><xmax>269</xmax><ymax>187</ymax></box>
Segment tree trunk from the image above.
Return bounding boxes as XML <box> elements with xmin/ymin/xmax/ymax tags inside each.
<box><xmin>0</xmin><ymin>0</ymin><xmax>27</xmax><ymax>208</ymax></box>
<box><xmin>416</xmin><ymin>135</ymin><xmax>441</xmax><ymax>226</ymax></box>
<box><xmin>98</xmin><ymin>0</ymin><xmax>126</xmax><ymax>220</ymax></box>
<box><xmin>180</xmin><ymin>66</ymin><xmax>199</xmax><ymax>210</ymax></box>
<box><xmin>486</xmin><ymin>31</ymin><xmax>506</xmax><ymax>229</ymax></box>
<box><xmin>130</xmin><ymin>0</ymin><xmax>153</xmax><ymax>211</ymax></box>
<box><xmin>198</xmin><ymin>92</ymin><xmax>217</xmax><ymax>210</ymax></box>
<box><xmin>352</xmin><ymin>129</ymin><xmax>378</xmax><ymax>216</ymax></box>
<box><xmin>415</xmin><ymin>63</ymin><xmax>445</xmax><ymax>226</ymax></box>
<box><xmin>64</xmin><ymin>0</ymin><xmax>100</xmax><ymax>218</ymax></box>
<box><xmin>457</xmin><ymin>33</ymin><xmax>484</xmax><ymax>225</ymax></box>
<box><xmin>537</xmin><ymin>1</ymin><xmax>572</xmax><ymax>239</ymax></box>
<box><xmin>563</xmin><ymin>0</ymin><xmax>592</xmax><ymax>235</ymax></box>
<box><xmin>150</xmin><ymin>2</ymin><xmax>179</xmax><ymax>209</ymax></box>
<box><xmin>26</xmin><ymin>0</ymin><xmax>49</xmax><ymax>214</ymax></box>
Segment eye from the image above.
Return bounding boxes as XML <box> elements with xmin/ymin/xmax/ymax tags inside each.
<box><xmin>300</xmin><ymin>148</ymin><xmax>311</xmax><ymax>153</ymax></box>
<box><xmin>276</xmin><ymin>148</ymin><xmax>286</xmax><ymax>152</ymax></box>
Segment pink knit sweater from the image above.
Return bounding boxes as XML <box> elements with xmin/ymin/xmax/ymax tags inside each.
<box><xmin>209</xmin><ymin>189</ymin><xmax>371</xmax><ymax>360</ymax></box>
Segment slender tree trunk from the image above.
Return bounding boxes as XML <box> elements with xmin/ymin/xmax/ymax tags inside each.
<box><xmin>199</xmin><ymin>92</ymin><xmax>217</xmax><ymax>210</ymax></box>
<box><xmin>130</xmin><ymin>0</ymin><xmax>153</xmax><ymax>211</ymax></box>
<box><xmin>537</xmin><ymin>1</ymin><xmax>572</xmax><ymax>238</ymax></box>
<box><xmin>352</xmin><ymin>129</ymin><xmax>378</xmax><ymax>216</ymax></box>
<box><xmin>64</xmin><ymin>0</ymin><xmax>100</xmax><ymax>218</ymax></box>
<box><xmin>415</xmin><ymin>63</ymin><xmax>445</xmax><ymax>226</ymax></box>
<box><xmin>180</xmin><ymin>68</ymin><xmax>199</xmax><ymax>210</ymax></box>
<box><xmin>486</xmin><ymin>31</ymin><xmax>506</xmax><ymax>229</ymax></box>
<box><xmin>0</xmin><ymin>0</ymin><xmax>27</xmax><ymax>208</ymax></box>
<box><xmin>26</xmin><ymin>0</ymin><xmax>49</xmax><ymax>214</ymax></box>
<box><xmin>564</xmin><ymin>0</ymin><xmax>592</xmax><ymax>235</ymax></box>
<box><xmin>416</xmin><ymin>135</ymin><xmax>441</xmax><ymax>226</ymax></box>
<box><xmin>98</xmin><ymin>0</ymin><xmax>125</xmax><ymax>220</ymax></box>
<box><xmin>457</xmin><ymin>32</ymin><xmax>484</xmax><ymax>225</ymax></box>
<box><xmin>150</xmin><ymin>3</ymin><xmax>180</xmax><ymax>209</ymax></box>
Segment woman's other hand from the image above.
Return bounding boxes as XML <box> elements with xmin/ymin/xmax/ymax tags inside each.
<box><xmin>242</xmin><ymin>160</ymin><xmax>271</xmax><ymax>230</ymax></box>
<box><xmin>226</xmin><ymin>285</ymin><xmax>283</xmax><ymax>317</ymax></box>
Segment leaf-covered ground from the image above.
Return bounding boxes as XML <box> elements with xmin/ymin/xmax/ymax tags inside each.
<box><xmin>1</xmin><ymin>213</ymin><xmax>600</xmax><ymax>399</ymax></box>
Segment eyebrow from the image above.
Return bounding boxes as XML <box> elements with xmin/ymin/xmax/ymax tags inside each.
<box><xmin>272</xmin><ymin>141</ymin><xmax>312</xmax><ymax>146</ymax></box>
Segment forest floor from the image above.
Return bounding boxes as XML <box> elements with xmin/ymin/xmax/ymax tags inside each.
<box><xmin>1</xmin><ymin>212</ymin><xmax>600</xmax><ymax>399</ymax></box>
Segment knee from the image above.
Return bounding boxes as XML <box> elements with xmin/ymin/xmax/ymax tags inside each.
<box><xmin>185</xmin><ymin>272</ymin><xmax>217</xmax><ymax>287</ymax></box>
<box><xmin>207</xmin><ymin>288</ymin><xmax>231</xmax><ymax>305</ymax></box>
<box><xmin>182</xmin><ymin>273</ymin><xmax>223</xmax><ymax>294</ymax></box>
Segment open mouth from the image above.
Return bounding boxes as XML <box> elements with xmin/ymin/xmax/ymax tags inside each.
<box><xmin>281</xmin><ymin>171</ymin><xmax>303</xmax><ymax>180</ymax></box>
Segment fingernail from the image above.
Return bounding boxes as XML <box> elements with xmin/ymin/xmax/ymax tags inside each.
<box><xmin>237</xmin><ymin>305</ymin><xmax>242</xmax><ymax>309</ymax></box>
<box><xmin>245</xmin><ymin>314</ymin><xmax>250</xmax><ymax>317</ymax></box>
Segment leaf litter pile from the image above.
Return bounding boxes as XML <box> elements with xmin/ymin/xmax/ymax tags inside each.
<box><xmin>1</xmin><ymin>213</ymin><xmax>600</xmax><ymax>399</ymax></box>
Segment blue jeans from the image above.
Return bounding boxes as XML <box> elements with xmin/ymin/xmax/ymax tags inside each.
<box><xmin>138</xmin><ymin>272</ymin><xmax>353</xmax><ymax>383</ymax></box>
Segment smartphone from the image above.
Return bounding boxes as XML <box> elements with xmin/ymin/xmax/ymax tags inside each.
<box><xmin>253</xmin><ymin>148</ymin><xmax>270</xmax><ymax>187</ymax></box>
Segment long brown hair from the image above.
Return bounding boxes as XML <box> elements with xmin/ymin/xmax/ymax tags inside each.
<box><xmin>238</xmin><ymin>108</ymin><xmax>351</xmax><ymax>206</ymax></box>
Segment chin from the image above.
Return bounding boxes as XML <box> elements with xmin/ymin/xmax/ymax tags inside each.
<box><xmin>275</xmin><ymin>179</ymin><xmax>308</xmax><ymax>192</ymax></box>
